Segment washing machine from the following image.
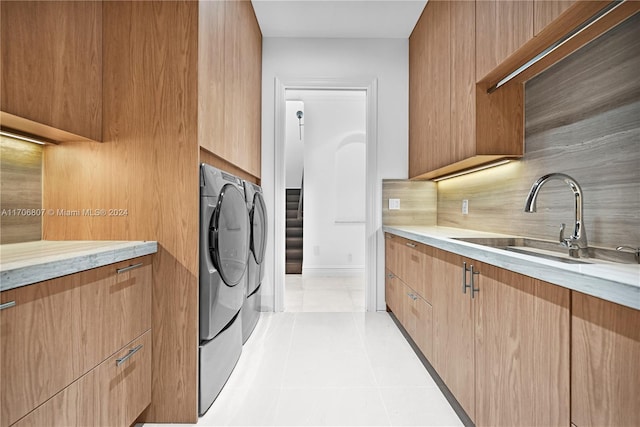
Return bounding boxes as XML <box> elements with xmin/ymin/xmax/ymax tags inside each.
<box><xmin>241</xmin><ymin>181</ymin><xmax>268</xmax><ymax>343</ymax></box>
<box><xmin>199</xmin><ymin>163</ymin><xmax>250</xmax><ymax>416</ymax></box>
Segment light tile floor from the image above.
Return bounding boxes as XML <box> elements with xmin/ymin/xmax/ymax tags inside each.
<box><xmin>284</xmin><ymin>274</ymin><xmax>365</xmax><ymax>312</ymax></box>
<box><xmin>144</xmin><ymin>311</ymin><xmax>462</xmax><ymax>427</ymax></box>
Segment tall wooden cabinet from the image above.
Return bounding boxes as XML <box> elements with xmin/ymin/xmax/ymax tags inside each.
<box><xmin>0</xmin><ymin>1</ymin><xmax>103</xmax><ymax>142</ymax></box>
<box><xmin>571</xmin><ymin>292</ymin><xmax>640</xmax><ymax>426</ymax></box>
<box><xmin>199</xmin><ymin>0</ymin><xmax>262</xmax><ymax>179</ymax></box>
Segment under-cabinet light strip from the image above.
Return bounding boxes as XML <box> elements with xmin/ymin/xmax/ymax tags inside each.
<box><xmin>488</xmin><ymin>0</ymin><xmax>625</xmax><ymax>93</ymax></box>
<box><xmin>432</xmin><ymin>160</ymin><xmax>512</xmax><ymax>182</ymax></box>
<box><xmin>0</xmin><ymin>130</ymin><xmax>47</xmax><ymax>145</ymax></box>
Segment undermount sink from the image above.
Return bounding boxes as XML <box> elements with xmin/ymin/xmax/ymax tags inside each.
<box><xmin>451</xmin><ymin>237</ymin><xmax>636</xmax><ymax>265</ymax></box>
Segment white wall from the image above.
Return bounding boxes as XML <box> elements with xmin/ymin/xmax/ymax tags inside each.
<box><xmin>286</xmin><ymin>90</ymin><xmax>366</xmax><ymax>275</ymax></box>
<box><xmin>261</xmin><ymin>38</ymin><xmax>409</xmax><ymax>311</ymax></box>
<box><xmin>284</xmin><ymin>100</ymin><xmax>305</xmax><ymax>189</ymax></box>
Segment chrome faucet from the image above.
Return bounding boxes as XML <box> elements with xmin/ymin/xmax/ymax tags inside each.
<box><xmin>524</xmin><ymin>173</ymin><xmax>589</xmax><ymax>258</ymax></box>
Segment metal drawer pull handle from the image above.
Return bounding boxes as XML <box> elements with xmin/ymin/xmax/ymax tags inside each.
<box><xmin>388</xmin><ymin>273</ymin><xmax>394</xmax><ymax>279</ymax></box>
<box><xmin>470</xmin><ymin>265</ymin><xmax>480</xmax><ymax>299</ymax></box>
<box><xmin>405</xmin><ymin>243</ymin><xmax>416</xmax><ymax>248</ymax></box>
<box><xmin>462</xmin><ymin>262</ymin><xmax>471</xmax><ymax>294</ymax></box>
<box><xmin>0</xmin><ymin>301</ymin><xmax>16</xmax><ymax>311</ymax></box>
<box><xmin>116</xmin><ymin>262</ymin><xmax>144</xmax><ymax>274</ymax></box>
<box><xmin>116</xmin><ymin>344</ymin><xmax>143</xmax><ymax>366</ymax></box>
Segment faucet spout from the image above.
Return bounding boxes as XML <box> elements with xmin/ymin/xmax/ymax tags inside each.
<box><xmin>524</xmin><ymin>173</ymin><xmax>589</xmax><ymax>258</ymax></box>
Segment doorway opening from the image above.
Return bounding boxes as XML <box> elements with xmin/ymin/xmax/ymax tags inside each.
<box><xmin>284</xmin><ymin>90</ymin><xmax>366</xmax><ymax>312</ymax></box>
<box><xmin>274</xmin><ymin>78</ymin><xmax>379</xmax><ymax>313</ymax></box>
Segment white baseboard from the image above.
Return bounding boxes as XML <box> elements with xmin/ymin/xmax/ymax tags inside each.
<box><xmin>301</xmin><ymin>266</ymin><xmax>365</xmax><ymax>277</ymax></box>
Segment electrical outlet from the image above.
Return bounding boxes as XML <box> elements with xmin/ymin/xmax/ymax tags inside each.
<box><xmin>389</xmin><ymin>198</ymin><xmax>400</xmax><ymax>210</ymax></box>
<box><xmin>462</xmin><ymin>199</ymin><xmax>469</xmax><ymax>215</ymax></box>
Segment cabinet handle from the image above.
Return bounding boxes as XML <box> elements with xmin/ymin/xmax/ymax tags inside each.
<box><xmin>407</xmin><ymin>292</ymin><xmax>418</xmax><ymax>301</ymax></box>
<box><xmin>116</xmin><ymin>344</ymin><xmax>143</xmax><ymax>367</ymax></box>
<box><xmin>0</xmin><ymin>301</ymin><xmax>16</xmax><ymax>311</ymax></box>
<box><xmin>405</xmin><ymin>242</ymin><xmax>417</xmax><ymax>248</ymax></box>
<box><xmin>116</xmin><ymin>262</ymin><xmax>143</xmax><ymax>274</ymax></box>
<box><xmin>388</xmin><ymin>273</ymin><xmax>394</xmax><ymax>279</ymax></box>
<box><xmin>470</xmin><ymin>265</ymin><xmax>480</xmax><ymax>299</ymax></box>
<box><xmin>462</xmin><ymin>262</ymin><xmax>471</xmax><ymax>294</ymax></box>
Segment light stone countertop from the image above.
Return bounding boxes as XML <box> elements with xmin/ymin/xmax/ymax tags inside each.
<box><xmin>0</xmin><ymin>240</ymin><xmax>158</xmax><ymax>292</ymax></box>
<box><xmin>383</xmin><ymin>225</ymin><xmax>640</xmax><ymax>311</ymax></box>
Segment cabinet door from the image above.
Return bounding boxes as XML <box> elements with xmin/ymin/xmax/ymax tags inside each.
<box><xmin>0</xmin><ymin>281</ymin><xmax>77</xmax><ymax>427</ymax></box>
<box><xmin>432</xmin><ymin>249</ymin><xmax>475</xmax><ymax>420</ymax></box>
<box><xmin>409</xmin><ymin>0</ymin><xmax>451</xmax><ymax>177</ymax></box>
<box><xmin>0</xmin><ymin>1</ymin><xmax>102</xmax><ymax>141</ymax></box>
<box><xmin>474</xmin><ymin>262</ymin><xmax>570</xmax><ymax>427</ymax></box>
<box><xmin>571</xmin><ymin>292</ymin><xmax>640</xmax><ymax>427</ymax></box>
<box><xmin>476</xmin><ymin>0</ymin><xmax>534</xmax><ymax>81</ymax></box>
<box><xmin>450</xmin><ymin>0</ymin><xmax>476</xmax><ymax>163</ymax></box>
<box><xmin>401</xmin><ymin>241</ymin><xmax>433</xmax><ymax>303</ymax></box>
<box><xmin>95</xmin><ymin>331</ymin><xmax>152</xmax><ymax>427</ymax></box>
<box><xmin>223</xmin><ymin>0</ymin><xmax>262</xmax><ymax>178</ymax></box>
<box><xmin>534</xmin><ymin>0</ymin><xmax>576</xmax><ymax>35</ymax></box>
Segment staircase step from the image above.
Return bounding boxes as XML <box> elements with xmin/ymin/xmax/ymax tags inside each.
<box><xmin>286</xmin><ymin>202</ymin><xmax>299</xmax><ymax>210</ymax></box>
<box><xmin>286</xmin><ymin>262</ymin><xmax>302</xmax><ymax>274</ymax></box>
<box><xmin>286</xmin><ymin>237</ymin><xmax>303</xmax><ymax>248</ymax></box>
<box><xmin>286</xmin><ymin>210</ymin><xmax>301</xmax><ymax>219</ymax></box>
<box><xmin>286</xmin><ymin>195</ymin><xmax>300</xmax><ymax>203</ymax></box>
<box><xmin>286</xmin><ymin>218</ymin><xmax>303</xmax><ymax>228</ymax></box>
<box><xmin>286</xmin><ymin>227</ymin><xmax>303</xmax><ymax>238</ymax></box>
<box><xmin>286</xmin><ymin>248</ymin><xmax>303</xmax><ymax>259</ymax></box>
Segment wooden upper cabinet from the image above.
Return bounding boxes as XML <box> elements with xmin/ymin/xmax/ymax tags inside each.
<box><xmin>199</xmin><ymin>0</ymin><xmax>262</xmax><ymax>179</ymax></box>
<box><xmin>476</xmin><ymin>0</ymin><xmax>534</xmax><ymax>82</ymax></box>
<box><xmin>0</xmin><ymin>1</ymin><xmax>102</xmax><ymax>141</ymax></box>
<box><xmin>571</xmin><ymin>292</ymin><xmax>640</xmax><ymax>427</ymax></box>
<box><xmin>409</xmin><ymin>1</ymin><xmax>523</xmax><ymax>180</ymax></box>
<box><xmin>534</xmin><ymin>0</ymin><xmax>577</xmax><ymax>35</ymax></box>
<box><xmin>409</xmin><ymin>0</ymin><xmax>450</xmax><ymax>177</ymax></box>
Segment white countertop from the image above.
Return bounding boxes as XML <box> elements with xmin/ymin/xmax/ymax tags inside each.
<box><xmin>0</xmin><ymin>240</ymin><xmax>158</xmax><ymax>291</ymax></box>
<box><xmin>383</xmin><ymin>225</ymin><xmax>640</xmax><ymax>311</ymax></box>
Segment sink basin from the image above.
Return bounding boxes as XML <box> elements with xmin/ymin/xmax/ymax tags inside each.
<box><xmin>451</xmin><ymin>237</ymin><xmax>636</xmax><ymax>265</ymax></box>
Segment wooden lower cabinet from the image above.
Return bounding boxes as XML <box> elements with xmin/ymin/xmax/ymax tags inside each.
<box><xmin>432</xmin><ymin>249</ymin><xmax>476</xmax><ymax>419</ymax></box>
<box><xmin>385</xmin><ymin>269</ymin><xmax>401</xmax><ymax>317</ymax></box>
<box><xmin>571</xmin><ymin>292</ymin><xmax>640</xmax><ymax>427</ymax></box>
<box><xmin>403</xmin><ymin>289</ymin><xmax>433</xmax><ymax>362</ymax></box>
<box><xmin>474</xmin><ymin>262</ymin><xmax>570</xmax><ymax>427</ymax></box>
<box><xmin>0</xmin><ymin>256</ymin><xmax>152</xmax><ymax>427</ymax></box>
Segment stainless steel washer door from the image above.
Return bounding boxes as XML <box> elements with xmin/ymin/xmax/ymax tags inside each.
<box><xmin>210</xmin><ymin>184</ymin><xmax>250</xmax><ymax>287</ymax></box>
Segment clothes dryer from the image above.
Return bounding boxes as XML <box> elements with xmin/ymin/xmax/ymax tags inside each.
<box><xmin>241</xmin><ymin>181</ymin><xmax>267</xmax><ymax>343</ymax></box>
<box><xmin>199</xmin><ymin>163</ymin><xmax>249</xmax><ymax>415</ymax></box>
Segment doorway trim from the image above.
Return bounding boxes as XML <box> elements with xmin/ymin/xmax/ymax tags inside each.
<box><xmin>273</xmin><ymin>77</ymin><xmax>379</xmax><ymax>312</ymax></box>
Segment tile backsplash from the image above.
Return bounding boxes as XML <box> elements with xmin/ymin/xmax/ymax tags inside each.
<box><xmin>0</xmin><ymin>135</ymin><xmax>43</xmax><ymax>243</ymax></box>
<box><xmin>437</xmin><ymin>14</ymin><xmax>640</xmax><ymax>249</ymax></box>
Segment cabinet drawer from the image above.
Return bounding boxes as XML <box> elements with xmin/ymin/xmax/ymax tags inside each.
<box><xmin>0</xmin><ymin>256</ymin><xmax>151</xmax><ymax>426</ymax></box>
<box><xmin>14</xmin><ymin>331</ymin><xmax>152</xmax><ymax>427</ymax></box>
<box><xmin>95</xmin><ymin>331</ymin><xmax>152</xmax><ymax>426</ymax></box>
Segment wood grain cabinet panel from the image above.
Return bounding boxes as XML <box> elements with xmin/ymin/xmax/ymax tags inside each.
<box><xmin>95</xmin><ymin>331</ymin><xmax>152</xmax><ymax>427</ymax></box>
<box><xmin>571</xmin><ymin>292</ymin><xmax>640</xmax><ymax>427</ymax></box>
<box><xmin>534</xmin><ymin>0</ymin><xmax>577</xmax><ymax>35</ymax></box>
<box><xmin>476</xmin><ymin>0</ymin><xmax>534</xmax><ymax>82</ymax></box>
<box><xmin>0</xmin><ymin>280</ymin><xmax>77</xmax><ymax>427</ymax></box>
<box><xmin>401</xmin><ymin>241</ymin><xmax>433</xmax><ymax>304</ymax></box>
<box><xmin>432</xmin><ymin>249</ymin><xmax>476</xmax><ymax>420</ymax></box>
<box><xmin>0</xmin><ymin>1</ymin><xmax>102</xmax><ymax>141</ymax></box>
<box><xmin>409</xmin><ymin>0</ymin><xmax>451</xmax><ymax>177</ymax></box>
<box><xmin>474</xmin><ymin>262</ymin><xmax>570</xmax><ymax>427</ymax></box>
<box><xmin>384</xmin><ymin>234</ymin><xmax>400</xmax><ymax>277</ymax></box>
<box><xmin>403</xmin><ymin>289</ymin><xmax>433</xmax><ymax>362</ymax></box>
<box><xmin>384</xmin><ymin>269</ymin><xmax>400</xmax><ymax>316</ymax></box>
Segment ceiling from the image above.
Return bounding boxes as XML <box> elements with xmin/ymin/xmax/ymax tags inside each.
<box><xmin>251</xmin><ymin>0</ymin><xmax>428</xmax><ymax>38</ymax></box>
